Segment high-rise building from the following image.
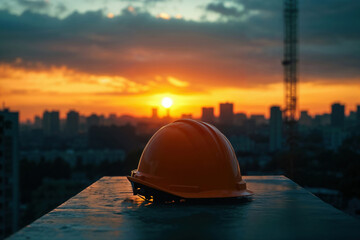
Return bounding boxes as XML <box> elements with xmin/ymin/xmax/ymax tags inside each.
<box><xmin>33</xmin><ymin>115</ymin><xmax>42</xmax><ymax>129</ymax></box>
<box><xmin>313</xmin><ymin>114</ymin><xmax>331</xmax><ymax>127</ymax></box>
<box><xmin>0</xmin><ymin>109</ymin><xmax>19</xmax><ymax>238</ymax></box>
<box><xmin>201</xmin><ymin>107</ymin><xmax>215</xmax><ymax>124</ymax></box>
<box><xmin>331</xmin><ymin>103</ymin><xmax>345</xmax><ymax>128</ymax></box>
<box><xmin>42</xmin><ymin>111</ymin><xmax>50</xmax><ymax>134</ymax></box>
<box><xmin>99</xmin><ymin>115</ymin><xmax>106</xmax><ymax>126</ymax></box>
<box><xmin>42</xmin><ymin>110</ymin><xmax>60</xmax><ymax>136</ymax></box>
<box><xmin>324</xmin><ymin>128</ymin><xmax>347</xmax><ymax>151</ymax></box>
<box><xmin>245</xmin><ymin>118</ymin><xmax>256</xmax><ymax>135</ymax></box>
<box><xmin>108</xmin><ymin>113</ymin><xmax>117</xmax><ymax>126</ymax></box>
<box><xmin>65</xmin><ymin>110</ymin><xmax>79</xmax><ymax>136</ymax></box>
<box><xmin>86</xmin><ymin>114</ymin><xmax>100</xmax><ymax>129</ymax></box>
<box><xmin>250</xmin><ymin>114</ymin><xmax>267</xmax><ymax>125</ymax></box>
<box><xmin>234</xmin><ymin>113</ymin><xmax>247</xmax><ymax>126</ymax></box>
<box><xmin>348</xmin><ymin>111</ymin><xmax>356</xmax><ymax>121</ymax></box>
<box><xmin>299</xmin><ymin>111</ymin><xmax>312</xmax><ymax>126</ymax></box>
<box><xmin>152</xmin><ymin>108</ymin><xmax>158</xmax><ymax>119</ymax></box>
<box><xmin>269</xmin><ymin>106</ymin><xmax>282</xmax><ymax>152</ymax></box>
<box><xmin>79</xmin><ymin>115</ymin><xmax>87</xmax><ymax>132</ymax></box>
<box><xmin>219</xmin><ymin>103</ymin><xmax>234</xmax><ymax>125</ymax></box>
<box><xmin>181</xmin><ymin>114</ymin><xmax>192</xmax><ymax>119</ymax></box>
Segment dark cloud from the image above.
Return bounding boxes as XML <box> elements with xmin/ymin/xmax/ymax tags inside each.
<box><xmin>55</xmin><ymin>3</ymin><xmax>67</xmax><ymax>15</ymax></box>
<box><xmin>234</xmin><ymin>0</ymin><xmax>281</xmax><ymax>13</ymax></box>
<box><xmin>0</xmin><ymin>0</ymin><xmax>359</xmax><ymax>89</ymax></box>
<box><xmin>233</xmin><ymin>0</ymin><xmax>360</xmax><ymax>42</ymax></box>
<box><xmin>0</xmin><ymin>9</ymin><xmax>282</xmax><ymax>87</ymax></box>
<box><xmin>16</xmin><ymin>0</ymin><xmax>49</xmax><ymax>10</ymax></box>
<box><xmin>206</xmin><ymin>3</ymin><xmax>244</xmax><ymax>17</ymax></box>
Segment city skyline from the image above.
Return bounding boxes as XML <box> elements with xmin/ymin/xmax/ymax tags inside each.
<box><xmin>12</xmin><ymin>101</ymin><xmax>360</xmax><ymax>125</ymax></box>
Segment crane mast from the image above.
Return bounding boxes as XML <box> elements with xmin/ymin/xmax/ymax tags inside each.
<box><xmin>283</xmin><ymin>0</ymin><xmax>298</xmax><ymax>146</ymax></box>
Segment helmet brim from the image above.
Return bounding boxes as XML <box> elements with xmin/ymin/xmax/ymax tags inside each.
<box><xmin>127</xmin><ymin>176</ymin><xmax>253</xmax><ymax>199</ymax></box>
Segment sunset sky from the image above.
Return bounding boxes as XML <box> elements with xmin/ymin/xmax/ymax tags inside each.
<box><xmin>0</xmin><ymin>0</ymin><xmax>359</xmax><ymax>121</ymax></box>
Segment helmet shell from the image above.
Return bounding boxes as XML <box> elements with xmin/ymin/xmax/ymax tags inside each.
<box><xmin>127</xmin><ymin>119</ymin><xmax>252</xmax><ymax>198</ymax></box>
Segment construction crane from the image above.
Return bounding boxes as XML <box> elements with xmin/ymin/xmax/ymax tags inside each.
<box><xmin>282</xmin><ymin>0</ymin><xmax>298</xmax><ymax>176</ymax></box>
<box><xmin>283</xmin><ymin>0</ymin><xmax>298</xmax><ymax>143</ymax></box>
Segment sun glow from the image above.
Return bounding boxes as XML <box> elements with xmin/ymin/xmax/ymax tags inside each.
<box><xmin>161</xmin><ymin>97</ymin><xmax>173</xmax><ymax>108</ymax></box>
<box><xmin>1</xmin><ymin>63</ymin><xmax>360</xmax><ymax>121</ymax></box>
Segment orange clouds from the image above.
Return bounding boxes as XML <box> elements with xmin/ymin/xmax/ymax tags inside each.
<box><xmin>1</xmin><ymin>63</ymin><xmax>359</xmax><ymax>122</ymax></box>
<box><xmin>0</xmin><ymin>63</ymin><xmax>148</xmax><ymax>95</ymax></box>
<box><xmin>167</xmin><ymin>76</ymin><xmax>189</xmax><ymax>88</ymax></box>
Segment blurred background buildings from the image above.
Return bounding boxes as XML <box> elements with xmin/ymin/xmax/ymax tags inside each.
<box><xmin>0</xmin><ymin>109</ymin><xmax>19</xmax><ymax>238</ymax></box>
<box><xmin>1</xmin><ymin>100</ymin><xmax>360</xmax><ymax>238</ymax></box>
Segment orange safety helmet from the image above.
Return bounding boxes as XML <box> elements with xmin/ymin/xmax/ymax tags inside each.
<box><xmin>127</xmin><ymin>119</ymin><xmax>253</xmax><ymax>200</ymax></box>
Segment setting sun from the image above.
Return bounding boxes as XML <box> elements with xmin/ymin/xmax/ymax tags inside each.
<box><xmin>161</xmin><ymin>97</ymin><xmax>173</xmax><ymax>109</ymax></box>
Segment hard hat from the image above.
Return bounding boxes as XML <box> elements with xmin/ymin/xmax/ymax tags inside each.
<box><xmin>127</xmin><ymin>119</ymin><xmax>253</xmax><ymax>200</ymax></box>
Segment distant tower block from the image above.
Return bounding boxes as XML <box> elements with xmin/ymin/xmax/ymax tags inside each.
<box><xmin>331</xmin><ymin>103</ymin><xmax>345</xmax><ymax>128</ymax></box>
<box><xmin>201</xmin><ymin>107</ymin><xmax>215</xmax><ymax>123</ymax></box>
<box><xmin>34</xmin><ymin>115</ymin><xmax>42</xmax><ymax>128</ymax></box>
<box><xmin>66</xmin><ymin>110</ymin><xmax>80</xmax><ymax>136</ymax></box>
<box><xmin>283</xmin><ymin>0</ymin><xmax>298</xmax><ymax>147</ymax></box>
<box><xmin>219</xmin><ymin>103</ymin><xmax>234</xmax><ymax>125</ymax></box>
<box><xmin>42</xmin><ymin>110</ymin><xmax>60</xmax><ymax>136</ymax></box>
<box><xmin>299</xmin><ymin>110</ymin><xmax>312</xmax><ymax>126</ymax></box>
<box><xmin>152</xmin><ymin>108</ymin><xmax>158</xmax><ymax>119</ymax></box>
<box><xmin>181</xmin><ymin>114</ymin><xmax>192</xmax><ymax>119</ymax></box>
<box><xmin>234</xmin><ymin>113</ymin><xmax>247</xmax><ymax>126</ymax></box>
<box><xmin>270</xmin><ymin>106</ymin><xmax>283</xmax><ymax>152</ymax></box>
<box><xmin>86</xmin><ymin>114</ymin><xmax>100</xmax><ymax>128</ymax></box>
<box><xmin>0</xmin><ymin>108</ymin><xmax>19</xmax><ymax>237</ymax></box>
<box><xmin>357</xmin><ymin>105</ymin><xmax>360</xmax><ymax>126</ymax></box>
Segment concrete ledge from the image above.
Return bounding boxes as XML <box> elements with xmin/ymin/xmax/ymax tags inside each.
<box><xmin>8</xmin><ymin>176</ymin><xmax>360</xmax><ymax>240</ymax></box>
